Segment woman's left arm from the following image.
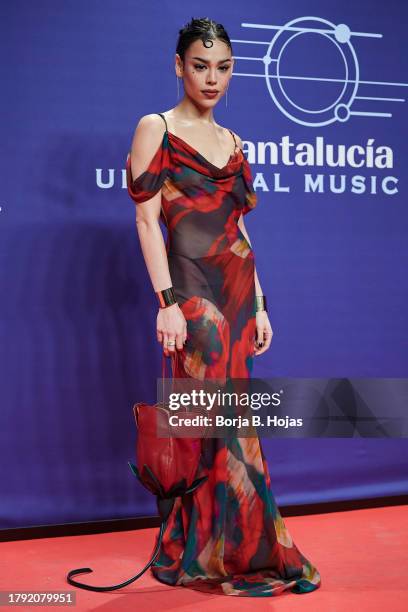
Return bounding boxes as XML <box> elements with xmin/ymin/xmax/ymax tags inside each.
<box><xmin>238</xmin><ymin>214</ymin><xmax>274</xmax><ymax>355</ymax></box>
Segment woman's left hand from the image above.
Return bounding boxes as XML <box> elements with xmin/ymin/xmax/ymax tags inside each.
<box><xmin>254</xmin><ymin>310</ymin><xmax>273</xmax><ymax>356</ymax></box>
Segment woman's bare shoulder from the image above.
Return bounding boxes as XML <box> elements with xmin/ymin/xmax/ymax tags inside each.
<box><xmin>129</xmin><ymin>114</ymin><xmax>167</xmax><ymax>177</ymax></box>
<box><xmin>132</xmin><ymin>113</ymin><xmax>166</xmax><ymax>140</ymax></box>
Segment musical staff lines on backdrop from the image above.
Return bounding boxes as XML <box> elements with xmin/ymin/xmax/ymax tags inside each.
<box><xmin>230</xmin><ymin>16</ymin><xmax>408</xmax><ymax>126</ymax></box>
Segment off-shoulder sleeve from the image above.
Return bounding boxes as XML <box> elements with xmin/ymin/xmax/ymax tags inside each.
<box><xmin>241</xmin><ymin>155</ymin><xmax>257</xmax><ymax>215</ymax></box>
<box><xmin>125</xmin><ymin>132</ymin><xmax>170</xmax><ymax>204</ymax></box>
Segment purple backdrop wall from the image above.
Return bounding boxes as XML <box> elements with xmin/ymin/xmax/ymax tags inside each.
<box><xmin>1</xmin><ymin>0</ymin><xmax>407</xmax><ymax>529</ymax></box>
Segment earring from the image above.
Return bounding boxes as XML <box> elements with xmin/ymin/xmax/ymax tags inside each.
<box><xmin>225</xmin><ymin>84</ymin><xmax>229</xmax><ymax>108</ymax></box>
<box><xmin>176</xmin><ymin>75</ymin><xmax>183</xmax><ymax>100</ymax></box>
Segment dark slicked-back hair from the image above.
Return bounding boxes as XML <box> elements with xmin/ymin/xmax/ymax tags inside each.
<box><xmin>176</xmin><ymin>17</ymin><xmax>233</xmax><ymax>62</ymax></box>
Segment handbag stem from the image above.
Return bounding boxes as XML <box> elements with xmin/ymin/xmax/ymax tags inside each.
<box><xmin>162</xmin><ymin>352</ymin><xmax>175</xmax><ymax>408</ymax></box>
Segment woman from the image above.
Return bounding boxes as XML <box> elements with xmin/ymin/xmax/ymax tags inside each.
<box><xmin>126</xmin><ymin>17</ymin><xmax>321</xmax><ymax>598</ymax></box>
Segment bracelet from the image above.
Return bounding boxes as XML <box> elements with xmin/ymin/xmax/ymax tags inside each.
<box><xmin>156</xmin><ymin>286</ymin><xmax>178</xmax><ymax>308</ymax></box>
<box><xmin>255</xmin><ymin>295</ymin><xmax>268</xmax><ymax>312</ymax></box>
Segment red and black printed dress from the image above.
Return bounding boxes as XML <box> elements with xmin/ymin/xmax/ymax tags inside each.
<box><xmin>125</xmin><ymin>112</ymin><xmax>321</xmax><ymax>597</ymax></box>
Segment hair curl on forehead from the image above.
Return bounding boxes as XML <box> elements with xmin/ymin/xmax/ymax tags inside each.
<box><xmin>176</xmin><ymin>17</ymin><xmax>233</xmax><ymax>62</ymax></box>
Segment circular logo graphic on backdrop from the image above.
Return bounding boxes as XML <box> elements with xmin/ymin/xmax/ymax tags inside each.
<box><xmin>231</xmin><ymin>15</ymin><xmax>407</xmax><ymax>126</ymax></box>
<box><xmin>264</xmin><ymin>17</ymin><xmax>358</xmax><ymax>126</ymax></box>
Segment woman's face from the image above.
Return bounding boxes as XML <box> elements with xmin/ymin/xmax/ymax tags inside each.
<box><xmin>177</xmin><ymin>38</ymin><xmax>234</xmax><ymax>107</ymax></box>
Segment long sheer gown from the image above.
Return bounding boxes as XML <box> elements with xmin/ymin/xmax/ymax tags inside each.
<box><xmin>125</xmin><ymin>112</ymin><xmax>321</xmax><ymax>597</ymax></box>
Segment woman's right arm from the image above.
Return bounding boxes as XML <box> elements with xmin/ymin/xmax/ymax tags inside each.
<box><xmin>129</xmin><ymin>115</ymin><xmax>187</xmax><ymax>356</ymax></box>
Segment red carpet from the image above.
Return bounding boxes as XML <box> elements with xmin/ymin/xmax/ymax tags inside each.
<box><xmin>1</xmin><ymin>505</ymin><xmax>407</xmax><ymax>611</ymax></box>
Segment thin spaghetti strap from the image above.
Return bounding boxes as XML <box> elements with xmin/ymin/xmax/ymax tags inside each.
<box><xmin>157</xmin><ymin>112</ymin><xmax>168</xmax><ymax>134</ymax></box>
<box><xmin>228</xmin><ymin>128</ymin><xmax>238</xmax><ymax>151</ymax></box>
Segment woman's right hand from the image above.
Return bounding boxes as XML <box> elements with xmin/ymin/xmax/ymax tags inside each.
<box><xmin>157</xmin><ymin>302</ymin><xmax>188</xmax><ymax>356</ymax></box>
